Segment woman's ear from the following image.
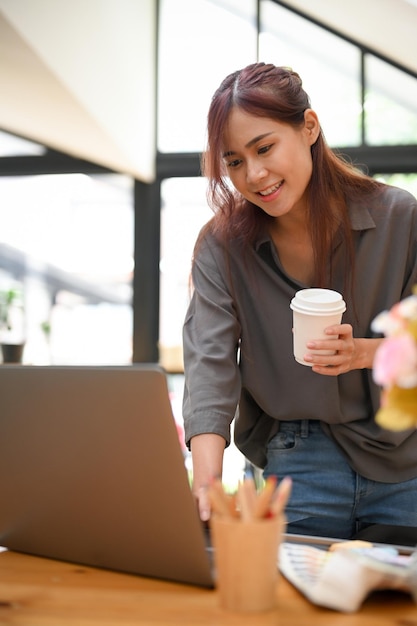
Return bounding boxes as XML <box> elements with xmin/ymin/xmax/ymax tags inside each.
<box><xmin>304</xmin><ymin>109</ymin><xmax>320</xmax><ymax>145</ymax></box>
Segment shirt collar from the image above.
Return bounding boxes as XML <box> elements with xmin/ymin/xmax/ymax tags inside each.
<box><xmin>348</xmin><ymin>200</ymin><xmax>376</xmax><ymax>231</ymax></box>
<box><xmin>254</xmin><ymin>200</ymin><xmax>376</xmax><ymax>251</ymax></box>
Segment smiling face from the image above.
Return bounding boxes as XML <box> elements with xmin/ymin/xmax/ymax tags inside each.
<box><xmin>222</xmin><ymin>107</ymin><xmax>320</xmax><ymax>221</ymax></box>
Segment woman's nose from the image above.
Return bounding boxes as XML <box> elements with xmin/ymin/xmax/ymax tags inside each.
<box><xmin>246</xmin><ymin>160</ymin><xmax>267</xmax><ymax>184</ymax></box>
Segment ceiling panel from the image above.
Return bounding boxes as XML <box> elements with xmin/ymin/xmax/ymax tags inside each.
<box><xmin>0</xmin><ymin>0</ymin><xmax>157</xmax><ymax>182</ymax></box>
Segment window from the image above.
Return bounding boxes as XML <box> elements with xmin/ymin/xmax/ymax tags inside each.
<box><xmin>365</xmin><ymin>55</ymin><xmax>417</xmax><ymax>145</ymax></box>
<box><xmin>159</xmin><ymin>177</ymin><xmax>212</xmax><ymax>370</ymax></box>
<box><xmin>0</xmin><ymin>173</ymin><xmax>133</xmax><ymax>365</ymax></box>
<box><xmin>0</xmin><ymin>131</ymin><xmax>46</xmax><ymax>157</ymax></box>
<box><xmin>157</xmin><ymin>0</ymin><xmax>257</xmax><ymax>152</ymax></box>
<box><xmin>259</xmin><ymin>0</ymin><xmax>362</xmax><ymax>147</ymax></box>
<box><xmin>373</xmin><ymin>173</ymin><xmax>417</xmax><ymax>198</ymax></box>
<box><xmin>1</xmin><ymin>0</ymin><xmax>417</xmax><ymax>372</ymax></box>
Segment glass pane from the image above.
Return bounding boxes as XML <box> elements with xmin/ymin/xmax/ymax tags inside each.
<box><xmin>259</xmin><ymin>1</ymin><xmax>362</xmax><ymax>147</ymax></box>
<box><xmin>159</xmin><ymin>177</ymin><xmax>212</xmax><ymax>371</ymax></box>
<box><xmin>158</xmin><ymin>0</ymin><xmax>257</xmax><ymax>153</ymax></box>
<box><xmin>0</xmin><ymin>173</ymin><xmax>133</xmax><ymax>365</ymax></box>
<box><xmin>160</xmin><ymin>176</ymin><xmax>245</xmax><ymax>488</ymax></box>
<box><xmin>365</xmin><ymin>56</ymin><xmax>417</xmax><ymax>145</ymax></box>
<box><xmin>373</xmin><ymin>173</ymin><xmax>417</xmax><ymax>199</ymax></box>
<box><xmin>0</xmin><ymin>130</ymin><xmax>46</xmax><ymax>157</ymax></box>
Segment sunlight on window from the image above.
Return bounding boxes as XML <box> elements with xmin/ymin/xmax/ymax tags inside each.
<box><xmin>0</xmin><ymin>174</ymin><xmax>133</xmax><ymax>365</ymax></box>
<box><xmin>374</xmin><ymin>174</ymin><xmax>417</xmax><ymax>199</ymax></box>
<box><xmin>0</xmin><ymin>130</ymin><xmax>45</xmax><ymax>157</ymax></box>
<box><xmin>158</xmin><ymin>0</ymin><xmax>257</xmax><ymax>152</ymax></box>
<box><xmin>159</xmin><ymin>177</ymin><xmax>212</xmax><ymax>371</ymax></box>
<box><xmin>259</xmin><ymin>1</ymin><xmax>362</xmax><ymax>147</ymax></box>
<box><xmin>365</xmin><ymin>56</ymin><xmax>417</xmax><ymax>145</ymax></box>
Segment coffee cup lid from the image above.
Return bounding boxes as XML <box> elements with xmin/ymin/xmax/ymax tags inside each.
<box><xmin>290</xmin><ymin>288</ymin><xmax>346</xmax><ymax>314</ymax></box>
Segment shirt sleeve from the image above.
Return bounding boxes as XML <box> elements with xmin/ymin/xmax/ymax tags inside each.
<box><xmin>182</xmin><ymin>235</ymin><xmax>241</xmax><ymax>449</ymax></box>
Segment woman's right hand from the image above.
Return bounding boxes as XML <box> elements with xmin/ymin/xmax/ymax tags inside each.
<box><xmin>190</xmin><ymin>432</ymin><xmax>226</xmax><ymax>522</ymax></box>
<box><xmin>194</xmin><ymin>484</ymin><xmax>211</xmax><ymax>522</ymax></box>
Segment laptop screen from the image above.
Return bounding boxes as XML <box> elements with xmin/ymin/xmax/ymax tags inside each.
<box><xmin>0</xmin><ymin>364</ymin><xmax>214</xmax><ymax>587</ymax></box>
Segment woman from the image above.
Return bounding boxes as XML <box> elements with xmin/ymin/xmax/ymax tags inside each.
<box><xmin>182</xmin><ymin>62</ymin><xmax>417</xmax><ymax>539</ymax></box>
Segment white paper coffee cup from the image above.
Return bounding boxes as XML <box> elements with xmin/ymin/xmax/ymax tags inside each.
<box><xmin>290</xmin><ymin>288</ymin><xmax>346</xmax><ymax>366</ymax></box>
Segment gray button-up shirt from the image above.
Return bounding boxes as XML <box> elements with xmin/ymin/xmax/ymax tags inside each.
<box><xmin>183</xmin><ymin>185</ymin><xmax>417</xmax><ymax>482</ymax></box>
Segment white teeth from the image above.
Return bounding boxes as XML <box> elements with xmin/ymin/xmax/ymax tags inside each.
<box><xmin>259</xmin><ymin>181</ymin><xmax>283</xmax><ymax>196</ymax></box>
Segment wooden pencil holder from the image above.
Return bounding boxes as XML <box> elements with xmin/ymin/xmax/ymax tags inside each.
<box><xmin>211</xmin><ymin>514</ymin><xmax>286</xmax><ymax>612</ymax></box>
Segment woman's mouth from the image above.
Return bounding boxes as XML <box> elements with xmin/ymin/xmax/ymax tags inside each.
<box><xmin>257</xmin><ymin>181</ymin><xmax>284</xmax><ymax>199</ymax></box>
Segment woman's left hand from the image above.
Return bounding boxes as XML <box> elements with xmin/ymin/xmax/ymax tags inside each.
<box><xmin>303</xmin><ymin>324</ymin><xmax>380</xmax><ymax>375</ymax></box>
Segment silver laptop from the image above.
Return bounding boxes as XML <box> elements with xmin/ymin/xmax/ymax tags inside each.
<box><xmin>0</xmin><ymin>364</ymin><xmax>213</xmax><ymax>587</ymax></box>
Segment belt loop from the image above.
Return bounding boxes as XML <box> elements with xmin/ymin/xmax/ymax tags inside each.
<box><xmin>300</xmin><ymin>420</ymin><xmax>309</xmax><ymax>438</ymax></box>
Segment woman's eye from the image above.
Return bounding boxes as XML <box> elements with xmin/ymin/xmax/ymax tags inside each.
<box><xmin>227</xmin><ymin>158</ymin><xmax>241</xmax><ymax>168</ymax></box>
<box><xmin>258</xmin><ymin>144</ymin><xmax>272</xmax><ymax>155</ymax></box>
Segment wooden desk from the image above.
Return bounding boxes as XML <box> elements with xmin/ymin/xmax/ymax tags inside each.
<box><xmin>0</xmin><ymin>549</ymin><xmax>416</xmax><ymax>625</ymax></box>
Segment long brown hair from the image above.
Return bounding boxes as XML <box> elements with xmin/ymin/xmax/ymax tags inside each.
<box><xmin>199</xmin><ymin>62</ymin><xmax>381</xmax><ymax>288</ymax></box>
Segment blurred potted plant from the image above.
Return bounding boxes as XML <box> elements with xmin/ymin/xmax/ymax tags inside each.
<box><xmin>0</xmin><ymin>286</ymin><xmax>25</xmax><ymax>363</ymax></box>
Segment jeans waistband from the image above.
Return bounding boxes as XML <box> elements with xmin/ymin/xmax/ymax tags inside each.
<box><xmin>277</xmin><ymin>419</ymin><xmax>322</xmax><ymax>438</ymax></box>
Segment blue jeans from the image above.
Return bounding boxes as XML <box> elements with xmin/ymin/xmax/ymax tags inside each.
<box><xmin>263</xmin><ymin>420</ymin><xmax>417</xmax><ymax>539</ymax></box>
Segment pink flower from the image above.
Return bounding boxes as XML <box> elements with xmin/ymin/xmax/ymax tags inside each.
<box><xmin>373</xmin><ymin>333</ymin><xmax>417</xmax><ymax>388</ymax></box>
<box><xmin>372</xmin><ymin>296</ymin><xmax>417</xmax><ymax>337</ymax></box>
